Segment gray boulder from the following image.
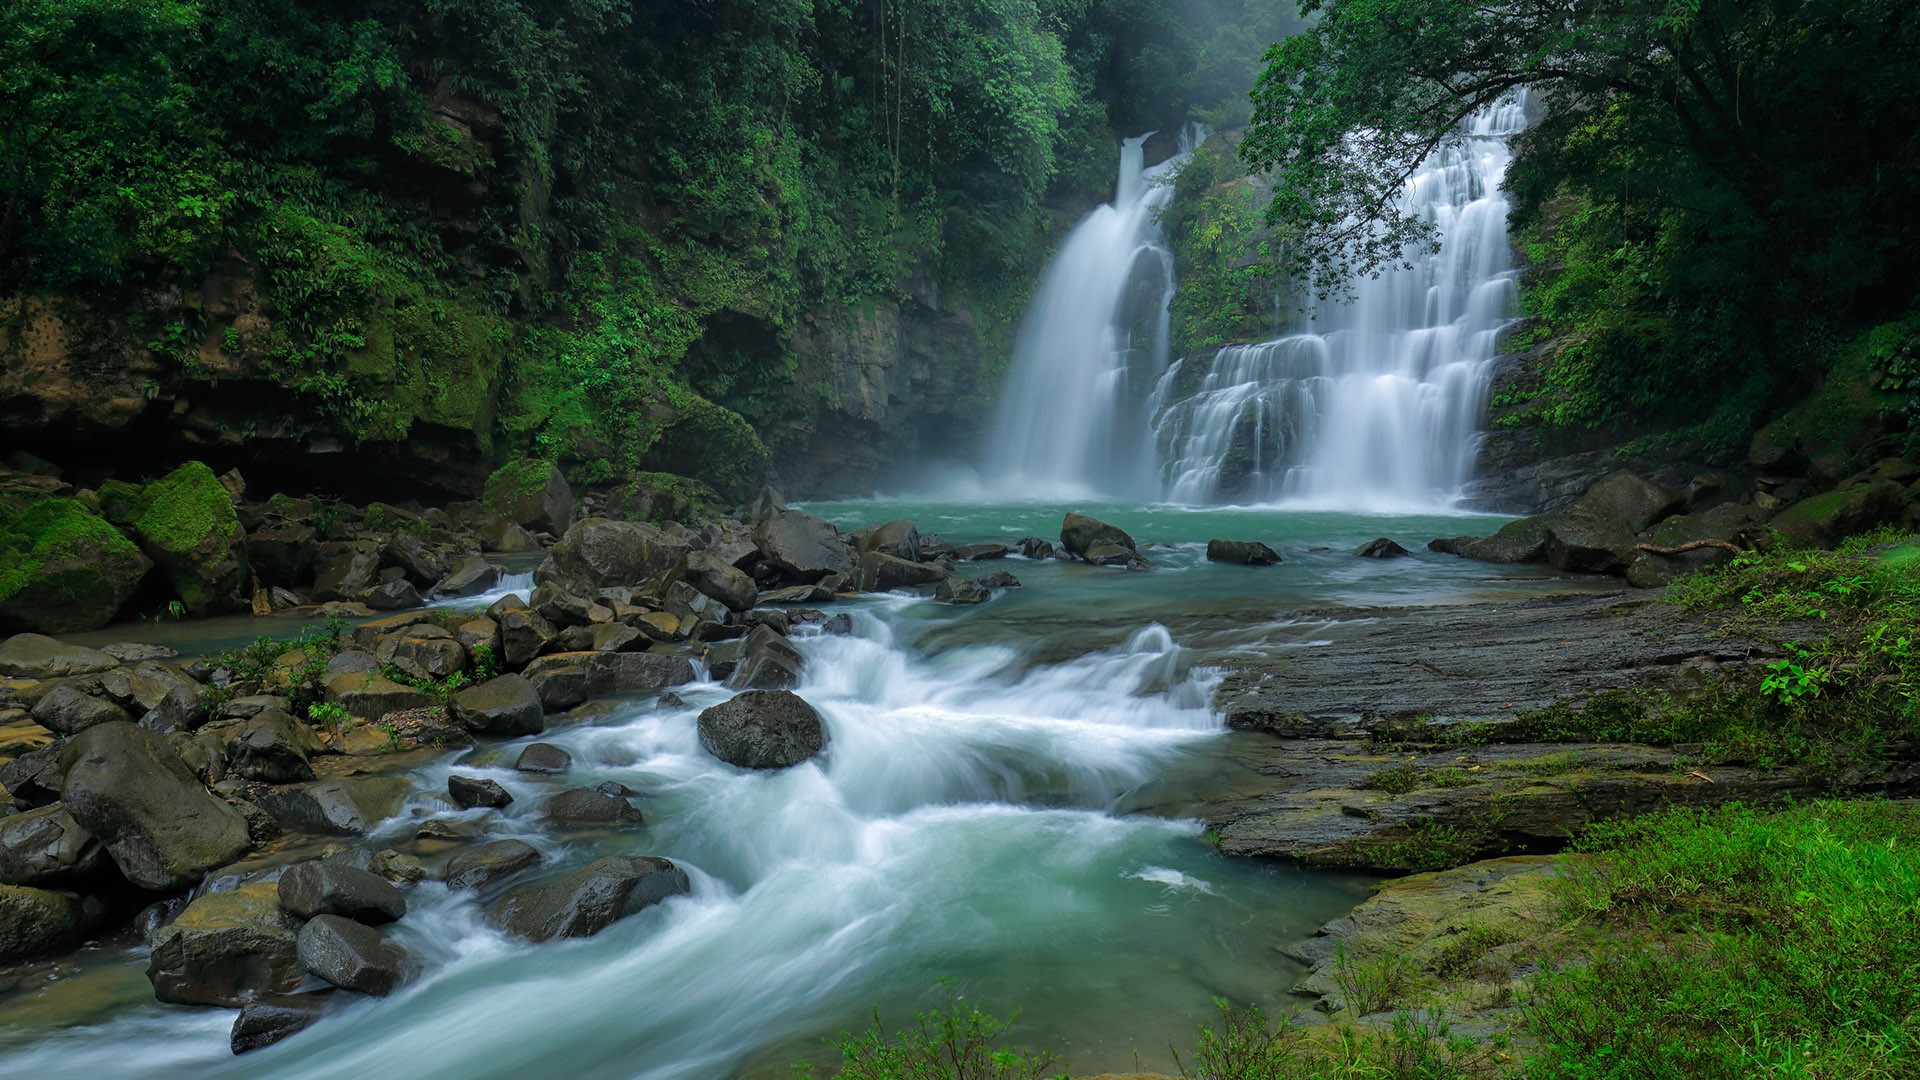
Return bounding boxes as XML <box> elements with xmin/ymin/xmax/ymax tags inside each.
<box><xmin>1355</xmin><ymin>538</ymin><xmax>1412</xmax><ymax>558</ymax></box>
<box><xmin>251</xmin><ymin>777</ymin><xmax>413</xmax><ymax>836</ymax></box>
<box><xmin>434</xmin><ymin>554</ymin><xmax>501</xmax><ymax>599</ymax></box>
<box><xmin>225</xmin><ymin>708</ymin><xmax>321</xmax><ymax>784</ymax></box>
<box><xmin>514</xmin><ymin>743</ymin><xmax>572</xmax><ymax>774</ymax></box>
<box><xmin>59</xmin><ymin>722</ymin><xmax>252</xmax><ymax>891</ymax></box>
<box><xmin>0</xmin><ymin>634</ymin><xmax>120</xmax><ymax>678</ymax></box>
<box><xmin>277</xmin><ymin>860</ymin><xmax>407</xmax><ymax>924</ymax></box>
<box><xmin>497</xmin><ymin>607</ymin><xmax>558</xmax><ymax>668</ymax></box>
<box><xmin>666</xmin><ymin>551</ymin><xmax>758</xmax><ymax>613</ymax></box>
<box><xmin>723</xmin><ymin>625</ymin><xmax>804</xmax><ymax>690</ymax></box>
<box><xmin>147</xmin><ymin>882</ymin><xmax>302</xmax><ymax>1006</ymax></box>
<box><xmin>935</xmin><ymin>576</ymin><xmax>990</xmax><ymax>604</ymax></box>
<box><xmin>1060</xmin><ymin>513</ymin><xmax>1136</xmax><ymax>559</ymax></box>
<box><xmin>522</xmin><ymin>652</ymin><xmax>698</xmax><ymax>711</ymax></box>
<box><xmin>1083</xmin><ymin>542</ymin><xmax>1149</xmax><ymax>570</ymax></box>
<box><xmin>698</xmin><ymin>690</ymin><xmax>828</xmax><ymax>769</ymax></box>
<box><xmin>752</xmin><ymin>510</ymin><xmax>854</xmax><ymax>582</ymax></box>
<box><xmin>854</xmin><ymin>552</ymin><xmax>948</xmax><ymax>592</ymax></box>
<box><xmin>543</xmin><ymin>788</ymin><xmax>644</xmax><ymax>826</ymax></box>
<box><xmin>297</xmin><ymin>914</ymin><xmax>415</xmax><ymax>997</ymax></box>
<box><xmin>0</xmin><ymin>804</ymin><xmax>103</xmax><ymax>886</ymax></box>
<box><xmin>1206</xmin><ymin>540</ymin><xmax>1281</xmax><ymax>565</ymax></box>
<box><xmin>857</xmin><ymin>520</ymin><xmax>921</xmax><ymax>561</ymax></box>
<box><xmin>448</xmin><ymin>775</ymin><xmax>514</xmax><ymax>810</ymax></box>
<box><xmin>449</xmin><ymin>674</ymin><xmax>545</xmax><ymax>736</ymax></box>
<box><xmin>30</xmin><ymin>680</ymin><xmax>131</xmax><ymax>735</ymax></box>
<box><xmin>446</xmin><ymin>839</ymin><xmax>543</xmax><ymax>892</ymax></box>
<box><xmin>537</xmin><ymin>518</ymin><xmax>691</xmax><ymax>593</ymax></box>
<box><xmin>0</xmin><ymin>884</ymin><xmax>94</xmax><ymax>961</ymax></box>
<box><xmin>489</xmin><ymin>855</ymin><xmax>690</xmax><ymax>943</ymax></box>
<box><xmin>231</xmin><ymin>993</ymin><xmax>331</xmax><ymax>1054</ymax></box>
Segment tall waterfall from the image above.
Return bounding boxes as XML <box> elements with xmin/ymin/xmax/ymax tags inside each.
<box><xmin>982</xmin><ymin>132</ymin><xmax>1191</xmax><ymax>499</ymax></box>
<box><xmin>1152</xmin><ymin>96</ymin><xmax>1529</xmax><ymax>509</ymax></box>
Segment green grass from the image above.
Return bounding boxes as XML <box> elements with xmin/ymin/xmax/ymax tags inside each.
<box><xmin>1523</xmin><ymin>799</ymin><xmax>1920</xmax><ymax>1078</ymax></box>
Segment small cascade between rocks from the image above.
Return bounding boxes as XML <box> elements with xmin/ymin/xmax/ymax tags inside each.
<box><xmin>982</xmin><ymin>130</ymin><xmax>1197</xmax><ymax>499</ymax></box>
<box><xmin>1150</xmin><ymin>95</ymin><xmax>1530</xmax><ymax>509</ymax></box>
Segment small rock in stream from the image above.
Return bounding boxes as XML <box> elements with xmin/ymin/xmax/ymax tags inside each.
<box><xmin>514</xmin><ymin>742</ymin><xmax>573</xmax><ymax>774</ymax></box>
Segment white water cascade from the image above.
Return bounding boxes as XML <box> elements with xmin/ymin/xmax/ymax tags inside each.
<box><xmin>982</xmin><ymin>131</ymin><xmax>1194</xmax><ymax>499</ymax></box>
<box><xmin>1151</xmin><ymin>96</ymin><xmax>1530</xmax><ymax>509</ymax></box>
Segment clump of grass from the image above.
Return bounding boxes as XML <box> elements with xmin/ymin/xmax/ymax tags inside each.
<box><xmin>1359</xmin><ymin>763</ymin><xmax>1480</xmax><ymax>796</ymax></box>
<box><xmin>796</xmin><ymin>988</ymin><xmax>1063</xmax><ymax>1080</ymax></box>
<box><xmin>1174</xmin><ymin>1000</ymin><xmax>1499</xmax><ymax>1080</ymax></box>
<box><xmin>1524</xmin><ymin>799</ymin><xmax>1920</xmax><ymax>1077</ymax></box>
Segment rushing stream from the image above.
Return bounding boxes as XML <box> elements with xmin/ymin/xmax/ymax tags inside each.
<box><xmin>0</xmin><ymin>499</ymin><xmax>1603</xmax><ymax>1079</ymax></box>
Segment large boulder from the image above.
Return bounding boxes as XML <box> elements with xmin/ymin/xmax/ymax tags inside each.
<box><xmin>297</xmin><ymin>914</ymin><xmax>415</xmax><ymax>997</ymax></box>
<box><xmin>231</xmin><ymin>993</ymin><xmax>331</xmax><ymax>1054</ymax></box>
<box><xmin>1769</xmin><ymin>481</ymin><xmax>1910</xmax><ymax>549</ymax></box>
<box><xmin>664</xmin><ymin>551</ymin><xmax>758</xmax><ymax>613</ymax></box>
<box><xmin>1206</xmin><ymin>540</ymin><xmax>1281</xmax><ymax>566</ymax></box>
<box><xmin>482</xmin><ymin>459</ymin><xmax>574</xmax><ymax>536</ymax></box>
<box><xmin>224</xmin><ymin>708</ymin><xmax>321</xmax><ymax>783</ymax></box>
<box><xmin>434</xmin><ymin>554</ymin><xmax>501</xmax><ymax>599</ymax></box>
<box><xmin>0</xmin><ymin>633</ymin><xmax>120</xmax><ymax>678</ymax></box>
<box><xmin>277</xmin><ymin>860</ymin><xmax>407</xmax><ymax>924</ymax></box>
<box><xmin>723</xmin><ymin>624</ymin><xmax>804</xmax><ymax>690</ymax></box>
<box><xmin>537</xmin><ymin>518</ymin><xmax>691</xmax><ymax>593</ymax></box>
<box><xmin>698</xmin><ymin>690</ymin><xmax>828</xmax><ymax>769</ymax></box>
<box><xmin>446</xmin><ymin>838</ymin><xmax>543</xmax><ymax>892</ymax></box>
<box><xmin>449</xmin><ymin>674</ymin><xmax>544</xmax><ymax>736</ymax></box>
<box><xmin>380</xmin><ymin>533</ymin><xmax>447</xmax><ymax>589</ymax></box>
<box><xmin>30</xmin><ymin>680</ymin><xmax>132</xmax><ymax>735</ymax></box>
<box><xmin>1624</xmin><ymin>504</ymin><xmax>1760</xmax><ymax>588</ymax></box>
<box><xmin>543</xmin><ymin>788</ymin><xmax>644</xmax><ymax>826</ymax></box>
<box><xmin>1083</xmin><ymin>542</ymin><xmax>1150</xmax><ymax>570</ymax></box>
<box><xmin>323</xmin><ymin>671</ymin><xmax>435</xmax><ymax>720</ymax></box>
<box><xmin>0</xmin><ymin>884</ymin><xmax>93</xmax><ymax>961</ymax></box>
<box><xmin>1569</xmin><ymin>471</ymin><xmax>1686</xmax><ymax>534</ymax></box>
<box><xmin>0</xmin><ymin>804</ymin><xmax>103</xmax><ymax>886</ymax></box>
<box><xmin>1542</xmin><ymin>517</ymin><xmax>1639</xmax><ymax>575</ymax></box>
<box><xmin>1459</xmin><ymin>517</ymin><xmax>1551</xmax><ymax>564</ymax></box>
<box><xmin>147</xmin><ymin>882</ymin><xmax>302</xmax><ymax>1006</ymax></box>
<box><xmin>0</xmin><ymin>499</ymin><xmax>152</xmax><ymax>633</ymax></box>
<box><xmin>59</xmin><ymin>722</ymin><xmax>252</xmax><ymax>891</ymax></box>
<box><xmin>521</xmin><ymin>652</ymin><xmax>697</xmax><ymax>711</ymax></box>
<box><xmin>246</xmin><ymin>526</ymin><xmax>317</xmax><ymax>589</ymax></box>
<box><xmin>857</xmin><ymin>520</ymin><xmax>921</xmax><ymax>561</ymax></box>
<box><xmin>128</xmin><ymin>461</ymin><xmax>249</xmax><ymax>616</ymax></box>
<box><xmin>251</xmin><ymin>777</ymin><xmax>412</xmax><ymax>836</ymax></box>
<box><xmin>497</xmin><ymin>606</ymin><xmax>558</xmax><ymax>668</ymax></box>
<box><xmin>853</xmin><ymin>552</ymin><xmax>948</xmax><ymax>592</ymax></box>
<box><xmin>1060</xmin><ymin>513</ymin><xmax>1136</xmax><ymax>559</ymax></box>
<box><xmin>752</xmin><ymin>510</ymin><xmax>855</xmax><ymax>583</ymax></box>
<box><xmin>311</xmin><ymin>543</ymin><xmax>381</xmax><ymax>602</ymax></box>
<box><xmin>489</xmin><ymin>855</ymin><xmax>690</xmax><ymax>943</ymax></box>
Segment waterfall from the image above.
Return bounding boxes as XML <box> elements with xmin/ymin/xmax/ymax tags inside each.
<box><xmin>1151</xmin><ymin>95</ymin><xmax>1529</xmax><ymax>509</ymax></box>
<box><xmin>982</xmin><ymin>131</ymin><xmax>1193</xmax><ymax>499</ymax></box>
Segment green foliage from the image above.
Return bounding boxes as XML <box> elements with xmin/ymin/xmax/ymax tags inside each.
<box><xmin>202</xmin><ymin>616</ymin><xmax>348</xmax><ymax>713</ymax></box>
<box><xmin>798</xmin><ymin>990</ymin><xmax>1063</xmax><ymax>1080</ymax></box>
<box><xmin>1359</xmin><ymin>763</ymin><xmax>1477</xmax><ymax>796</ymax></box>
<box><xmin>1526</xmin><ymin>799</ymin><xmax>1920</xmax><ymax>1078</ymax></box>
<box><xmin>307</xmin><ymin>699</ymin><xmax>351</xmax><ymax>733</ymax></box>
<box><xmin>1161</xmin><ymin>139</ymin><xmax>1276</xmax><ymax>357</ymax></box>
<box><xmin>1173</xmin><ymin>1000</ymin><xmax>1492</xmax><ymax>1079</ymax></box>
<box><xmin>1243</xmin><ymin>0</ymin><xmax>1920</xmax><ymax>453</ymax></box>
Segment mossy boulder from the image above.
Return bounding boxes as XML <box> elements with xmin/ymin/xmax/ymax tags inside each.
<box><xmin>0</xmin><ymin>496</ymin><xmax>152</xmax><ymax>633</ymax></box>
<box><xmin>1769</xmin><ymin>481</ymin><xmax>1911</xmax><ymax>549</ymax></box>
<box><xmin>129</xmin><ymin>462</ymin><xmax>248</xmax><ymax>615</ymax></box>
<box><xmin>483</xmin><ymin>458</ymin><xmax>573</xmax><ymax>535</ymax></box>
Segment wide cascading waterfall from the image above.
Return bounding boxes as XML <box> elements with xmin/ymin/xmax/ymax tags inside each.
<box><xmin>983</xmin><ymin>132</ymin><xmax>1191</xmax><ymax>499</ymax></box>
<box><xmin>1152</xmin><ymin>95</ymin><xmax>1529</xmax><ymax>509</ymax></box>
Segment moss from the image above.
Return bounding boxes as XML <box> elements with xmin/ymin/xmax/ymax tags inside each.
<box><xmin>482</xmin><ymin>458</ymin><xmax>557</xmax><ymax>517</ymax></box>
<box><xmin>0</xmin><ymin>496</ymin><xmax>151</xmax><ymax>632</ymax></box>
<box><xmin>129</xmin><ymin>461</ymin><xmax>244</xmax><ymax>615</ymax></box>
<box><xmin>605</xmin><ymin>472</ymin><xmax>725</xmax><ymax>524</ymax></box>
<box><xmin>93</xmin><ymin>479</ymin><xmax>145</xmax><ymax>525</ymax></box>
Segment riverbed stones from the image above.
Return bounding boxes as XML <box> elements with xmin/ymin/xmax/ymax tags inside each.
<box><xmin>698</xmin><ymin>690</ymin><xmax>828</xmax><ymax>769</ymax></box>
<box><xmin>448</xmin><ymin>775</ymin><xmax>514</xmax><ymax>810</ymax></box>
<box><xmin>489</xmin><ymin>855</ymin><xmax>690</xmax><ymax>943</ymax></box>
<box><xmin>1082</xmin><ymin>542</ymin><xmax>1149</xmax><ymax>570</ymax></box>
<box><xmin>449</xmin><ymin>674</ymin><xmax>544</xmax><ymax>736</ymax></box>
<box><xmin>853</xmin><ymin>551</ymin><xmax>947</xmax><ymax>592</ymax></box>
<box><xmin>538</xmin><ymin>518</ymin><xmax>691</xmax><ymax>593</ymax></box>
<box><xmin>935</xmin><ymin>576</ymin><xmax>989</xmax><ymax>604</ymax></box>
<box><xmin>277</xmin><ymin>860</ymin><xmax>407</xmax><ymax>924</ymax></box>
<box><xmin>252</xmin><ymin>776</ymin><xmax>413</xmax><ymax>836</ymax></box>
<box><xmin>1016</xmin><ymin>536</ymin><xmax>1058</xmax><ymax>560</ymax></box>
<box><xmin>0</xmin><ymin>884</ymin><xmax>93</xmax><ymax>961</ymax></box>
<box><xmin>312</xmin><ymin>544</ymin><xmax>382</xmax><ymax>603</ymax></box>
<box><xmin>323</xmin><ymin>671</ymin><xmax>434</xmax><ymax>720</ymax></box>
<box><xmin>231</xmin><ymin>993</ymin><xmax>331</xmax><ymax>1054</ymax></box>
<box><xmin>723</xmin><ymin>625</ymin><xmax>803</xmax><ymax>690</ymax></box>
<box><xmin>522</xmin><ymin>652</ymin><xmax>697</xmax><ymax>710</ymax></box>
<box><xmin>1206</xmin><ymin>539</ymin><xmax>1281</xmax><ymax>565</ymax></box>
<box><xmin>666</xmin><ymin>551</ymin><xmax>758</xmax><ymax>612</ymax></box>
<box><xmin>59</xmin><ymin>721</ymin><xmax>252</xmax><ymax>891</ymax></box>
<box><xmin>0</xmin><ymin>804</ymin><xmax>102</xmax><ymax>885</ymax></box>
<box><xmin>297</xmin><ymin>915</ymin><xmax>415</xmax><ymax>997</ymax></box>
<box><xmin>0</xmin><ymin>634</ymin><xmax>119</xmax><ymax>678</ymax></box>
<box><xmin>976</xmin><ymin>570</ymin><xmax>1022</xmax><ymax>590</ymax></box>
<box><xmin>434</xmin><ymin>554</ymin><xmax>501</xmax><ymax>599</ymax></box>
<box><xmin>1060</xmin><ymin>513</ymin><xmax>1135</xmax><ymax>559</ymax></box>
<box><xmin>857</xmin><ymin>520</ymin><xmax>921</xmax><ymax>561</ymax></box>
<box><xmin>752</xmin><ymin>509</ymin><xmax>854</xmax><ymax>582</ymax></box>
<box><xmin>372</xmin><ymin>626</ymin><xmax>466</xmax><ymax>682</ymax></box>
<box><xmin>1356</xmin><ymin>538</ymin><xmax>1412</xmax><ymax>558</ymax></box>
<box><xmin>497</xmin><ymin>606</ymin><xmax>559</xmax><ymax>667</ymax></box>
<box><xmin>147</xmin><ymin>882</ymin><xmax>302</xmax><ymax>1006</ymax></box>
<box><xmin>514</xmin><ymin>742</ymin><xmax>572</xmax><ymax>774</ymax></box>
<box><xmin>224</xmin><ymin>708</ymin><xmax>321</xmax><ymax>783</ymax></box>
<box><xmin>446</xmin><ymin>839</ymin><xmax>542</xmax><ymax>891</ymax></box>
<box><xmin>543</xmin><ymin>787</ymin><xmax>644</xmax><ymax>826</ymax></box>
<box><xmin>30</xmin><ymin>680</ymin><xmax>131</xmax><ymax>734</ymax></box>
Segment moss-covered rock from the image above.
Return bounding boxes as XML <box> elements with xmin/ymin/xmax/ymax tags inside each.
<box><xmin>482</xmin><ymin>458</ymin><xmax>573</xmax><ymax>534</ymax></box>
<box><xmin>130</xmin><ymin>461</ymin><xmax>248</xmax><ymax>615</ymax></box>
<box><xmin>1768</xmin><ymin>481</ymin><xmax>1912</xmax><ymax>549</ymax></box>
<box><xmin>0</xmin><ymin>496</ymin><xmax>152</xmax><ymax>633</ymax></box>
